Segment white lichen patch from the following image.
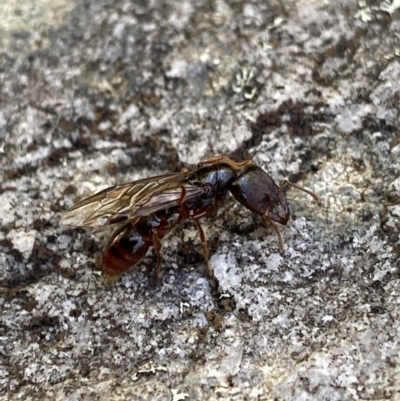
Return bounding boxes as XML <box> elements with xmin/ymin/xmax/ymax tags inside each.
<box><xmin>211</xmin><ymin>252</ymin><xmax>242</xmax><ymax>290</ymax></box>
<box><xmin>0</xmin><ymin>191</ymin><xmax>19</xmax><ymax>226</ymax></box>
<box><xmin>6</xmin><ymin>229</ymin><xmax>36</xmax><ymax>259</ymax></box>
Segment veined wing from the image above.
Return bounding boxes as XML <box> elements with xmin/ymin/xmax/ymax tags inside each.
<box><xmin>130</xmin><ymin>186</ymin><xmax>204</xmax><ymax>217</ymax></box>
<box><xmin>61</xmin><ymin>171</ymin><xmax>203</xmax><ymax>227</ymax></box>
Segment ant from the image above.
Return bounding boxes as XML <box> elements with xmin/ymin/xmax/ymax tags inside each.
<box><xmin>61</xmin><ymin>155</ymin><xmax>319</xmax><ymax>283</ymax></box>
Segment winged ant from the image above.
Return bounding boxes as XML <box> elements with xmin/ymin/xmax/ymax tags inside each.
<box><xmin>61</xmin><ymin>155</ymin><xmax>319</xmax><ymax>283</ymax></box>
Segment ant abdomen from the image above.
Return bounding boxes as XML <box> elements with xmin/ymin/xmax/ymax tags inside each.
<box><xmin>102</xmin><ymin>225</ymin><xmax>151</xmax><ymax>280</ymax></box>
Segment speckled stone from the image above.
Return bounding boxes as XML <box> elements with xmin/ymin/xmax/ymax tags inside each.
<box><xmin>1</xmin><ymin>0</ymin><xmax>400</xmax><ymax>400</ymax></box>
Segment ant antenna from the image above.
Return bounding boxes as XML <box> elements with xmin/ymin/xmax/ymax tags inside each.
<box><xmin>280</xmin><ymin>179</ymin><xmax>320</xmax><ymax>204</ymax></box>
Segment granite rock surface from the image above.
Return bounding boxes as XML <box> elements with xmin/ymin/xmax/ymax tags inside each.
<box><xmin>1</xmin><ymin>0</ymin><xmax>400</xmax><ymax>400</ymax></box>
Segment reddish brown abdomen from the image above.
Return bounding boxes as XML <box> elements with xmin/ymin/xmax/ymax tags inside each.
<box><xmin>102</xmin><ymin>228</ymin><xmax>151</xmax><ymax>280</ymax></box>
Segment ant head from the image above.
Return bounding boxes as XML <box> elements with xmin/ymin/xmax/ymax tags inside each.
<box><xmin>229</xmin><ymin>165</ymin><xmax>290</xmax><ymax>225</ymax></box>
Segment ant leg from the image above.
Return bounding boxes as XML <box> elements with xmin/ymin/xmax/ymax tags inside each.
<box><xmin>145</xmin><ymin>263</ymin><xmax>153</xmax><ymax>279</ymax></box>
<box><xmin>279</xmin><ymin>179</ymin><xmax>320</xmax><ymax>204</ymax></box>
<box><xmin>150</xmin><ymin>233</ymin><xmax>163</xmax><ymax>284</ymax></box>
<box><xmin>194</xmin><ymin>220</ymin><xmax>213</xmax><ymax>278</ymax></box>
<box><xmin>178</xmin><ymin>186</ymin><xmax>187</xmax><ymax>206</ymax></box>
<box><xmin>263</xmin><ymin>217</ymin><xmax>285</xmax><ymax>252</ymax></box>
<box><xmin>177</xmin><ymin>185</ymin><xmax>193</xmax><ymax>225</ymax></box>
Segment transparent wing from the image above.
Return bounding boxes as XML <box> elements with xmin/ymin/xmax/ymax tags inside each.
<box><xmin>61</xmin><ymin>171</ymin><xmax>203</xmax><ymax>227</ymax></box>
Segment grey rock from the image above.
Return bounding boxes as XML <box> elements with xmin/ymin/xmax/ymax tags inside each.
<box><xmin>1</xmin><ymin>0</ymin><xmax>400</xmax><ymax>400</ymax></box>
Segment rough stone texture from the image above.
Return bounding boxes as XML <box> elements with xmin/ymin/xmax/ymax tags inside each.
<box><xmin>1</xmin><ymin>0</ymin><xmax>400</xmax><ymax>400</ymax></box>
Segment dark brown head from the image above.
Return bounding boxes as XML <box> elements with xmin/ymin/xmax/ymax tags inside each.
<box><xmin>229</xmin><ymin>165</ymin><xmax>290</xmax><ymax>225</ymax></box>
